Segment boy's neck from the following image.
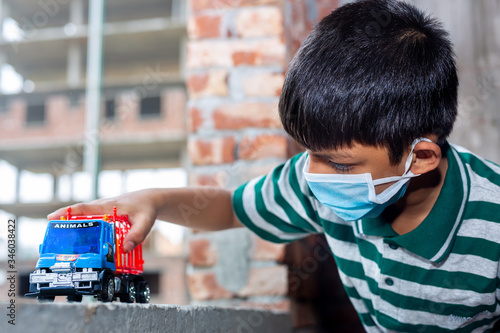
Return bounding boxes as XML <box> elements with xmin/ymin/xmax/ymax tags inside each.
<box><xmin>384</xmin><ymin>156</ymin><xmax>449</xmax><ymax>235</ymax></box>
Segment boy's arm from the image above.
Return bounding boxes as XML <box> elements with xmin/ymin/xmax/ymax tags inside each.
<box><xmin>47</xmin><ymin>187</ymin><xmax>243</xmax><ymax>253</ymax></box>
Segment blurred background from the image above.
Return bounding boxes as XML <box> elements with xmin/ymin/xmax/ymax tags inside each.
<box><xmin>0</xmin><ymin>0</ymin><xmax>498</xmax><ymax>331</ymax></box>
<box><xmin>0</xmin><ymin>0</ymin><xmax>190</xmax><ymax>306</ymax></box>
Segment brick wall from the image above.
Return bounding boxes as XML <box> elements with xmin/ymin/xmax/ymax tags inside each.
<box><xmin>185</xmin><ymin>0</ymin><xmax>290</xmax><ymax>310</ymax></box>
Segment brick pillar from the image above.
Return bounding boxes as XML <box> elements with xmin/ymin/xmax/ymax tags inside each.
<box><xmin>185</xmin><ymin>0</ymin><xmax>290</xmax><ymax>310</ymax></box>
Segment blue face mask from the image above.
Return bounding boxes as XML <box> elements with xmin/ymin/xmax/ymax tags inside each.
<box><xmin>303</xmin><ymin>138</ymin><xmax>431</xmax><ymax>221</ymax></box>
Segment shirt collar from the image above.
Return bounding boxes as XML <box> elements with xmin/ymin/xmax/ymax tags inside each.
<box><xmin>359</xmin><ymin>144</ymin><xmax>470</xmax><ymax>263</ymax></box>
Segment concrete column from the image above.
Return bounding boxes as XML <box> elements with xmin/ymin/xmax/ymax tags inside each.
<box><xmin>185</xmin><ymin>0</ymin><xmax>290</xmax><ymax>311</ymax></box>
<box><xmin>67</xmin><ymin>43</ymin><xmax>82</xmax><ymax>88</ymax></box>
<box><xmin>0</xmin><ymin>0</ymin><xmax>9</xmax><ymax>42</ymax></box>
<box><xmin>15</xmin><ymin>166</ymin><xmax>21</xmax><ymax>204</ymax></box>
<box><xmin>171</xmin><ymin>0</ymin><xmax>180</xmax><ymax>21</ymax></box>
<box><xmin>0</xmin><ymin>0</ymin><xmax>4</xmax><ymax>41</ymax></box>
<box><xmin>52</xmin><ymin>173</ymin><xmax>59</xmax><ymax>202</ymax></box>
<box><xmin>84</xmin><ymin>0</ymin><xmax>105</xmax><ymax>200</ymax></box>
<box><xmin>0</xmin><ymin>0</ymin><xmax>7</xmax><ymax>93</ymax></box>
<box><xmin>0</xmin><ymin>51</ymin><xmax>6</xmax><ymax>94</ymax></box>
<box><xmin>67</xmin><ymin>0</ymin><xmax>84</xmax><ymax>88</ymax></box>
<box><xmin>70</xmin><ymin>0</ymin><xmax>85</xmax><ymax>25</ymax></box>
<box><xmin>69</xmin><ymin>173</ymin><xmax>74</xmax><ymax>202</ymax></box>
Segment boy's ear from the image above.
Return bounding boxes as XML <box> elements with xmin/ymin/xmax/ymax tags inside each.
<box><xmin>410</xmin><ymin>141</ymin><xmax>442</xmax><ymax>175</ymax></box>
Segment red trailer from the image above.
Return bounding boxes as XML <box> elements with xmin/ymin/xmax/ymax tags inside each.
<box><xmin>65</xmin><ymin>207</ymin><xmax>145</xmax><ymax>275</ymax></box>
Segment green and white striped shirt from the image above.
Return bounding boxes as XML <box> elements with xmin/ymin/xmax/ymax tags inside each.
<box><xmin>233</xmin><ymin>143</ymin><xmax>500</xmax><ymax>332</ymax></box>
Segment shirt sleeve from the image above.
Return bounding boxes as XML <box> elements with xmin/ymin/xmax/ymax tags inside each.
<box><xmin>232</xmin><ymin>152</ymin><xmax>324</xmax><ymax>243</ymax></box>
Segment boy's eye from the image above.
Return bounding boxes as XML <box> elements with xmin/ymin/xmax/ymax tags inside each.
<box><xmin>328</xmin><ymin>161</ymin><xmax>353</xmax><ymax>172</ymax></box>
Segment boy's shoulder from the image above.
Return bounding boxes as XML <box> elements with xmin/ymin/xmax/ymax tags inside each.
<box><xmin>451</xmin><ymin>143</ymin><xmax>500</xmax><ymax>223</ymax></box>
<box><xmin>451</xmin><ymin>143</ymin><xmax>500</xmax><ymax>186</ymax></box>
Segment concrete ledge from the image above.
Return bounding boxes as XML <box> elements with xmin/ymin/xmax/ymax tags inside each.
<box><xmin>3</xmin><ymin>302</ymin><xmax>292</xmax><ymax>333</ymax></box>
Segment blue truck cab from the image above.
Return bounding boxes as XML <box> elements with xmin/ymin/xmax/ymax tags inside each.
<box><xmin>26</xmin><ymin>219</ymin><xmax>115</xmax><ymax>302</ymax></box>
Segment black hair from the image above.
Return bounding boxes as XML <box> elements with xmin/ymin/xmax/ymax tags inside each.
<box><xmin>279</xmin><ymin>0</ymin><xmax>458</xmax><ymax>164</ymax></box>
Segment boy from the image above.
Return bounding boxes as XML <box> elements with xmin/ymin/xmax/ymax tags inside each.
<box><xmin>49</xmin><ymin>0</ymin><xmax>500</xmax><ymax>331</ymax></box>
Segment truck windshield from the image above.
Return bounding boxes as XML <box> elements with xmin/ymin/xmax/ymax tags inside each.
<box><xmin>42</xmin><ymin>221</ymin><xmax>102</xmax><ymax>254</ymax></box>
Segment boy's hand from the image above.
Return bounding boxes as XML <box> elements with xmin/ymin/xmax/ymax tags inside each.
<box><xmin>47</xmin><ymin>189</ymin><xmax>158</xmax><ymax>253</ymax></box>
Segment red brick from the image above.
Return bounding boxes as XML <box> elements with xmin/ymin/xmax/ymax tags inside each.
<box><xmin>188</xmin><ymin>107</ymin><xmax>204</xmax><ymax>133</ymax></box>
<box><xmin>251</xmin><ymin>234</ymin><xmax>286</xmax><ymax>262</ymax></box>
<box><xmin>232</xmin><ymin>51</ymin><xmax>258</xmax><ymax>66</ymax></box>
<box><xmin>238</xmin><ymin>134</ymin><xmax>288</xmax><ymax>160</ymax></box>
<box><xmin>187</xmin><ymin>271</ymin><xmax>234</xmax><ymax>301</ymax></box>
<box><xmin>190</xmin><ymin>0</ymin><xmax>281</xmax><ymax>12</ymax></box>
<box><xmin>187</xmin><ymin>41</ymin><xmax>232</xmax><ymax>68</ymax></box>
<box><xmin>186</xmin><ymin>70</ymin><xmax>229</xmax><ymax>99</ymax></box>
<box><xmin>189</xmin><ymin>238</ymin><xmax>217</xmax><ymax>266</ymax></box>
<box><xmin>235</xmin><ymin>7</ymin><xmax>284</xmax><ymax>38</ymax></box>
<box><xmin>186</xmin><ymin>38</ymin><xmax>286</xmax><ymax>69</ymax></box>
<box><xmin>188</xmin><ymin>136</ymin><xmax>236</xmax><ymax>165</ymax></box>
<box><xmin>237</xmin><ymin>265</ymin><xmax>288</xmax><ymax>297</ymax></box>
<box><xmin>187</xmin><ymin>73</ymin><xmax>209</xmax><ymax>94</ymax></box>
<box><xmin>241</xmin><ymin>72</ymin><xmax>284</xmax><ymax>97</ymax></box>
<box><xmin>188</xmin><ymin>14</ymin><xmax>223</xmax><ymax>39</ymax></box>
<box><xmin>213</xmin><ymin>102</ymin><xmax>282</xmax><ymax>130</ymax></box>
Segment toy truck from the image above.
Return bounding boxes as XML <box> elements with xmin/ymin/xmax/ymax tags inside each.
<box><xmin>25</xmin><ymin>207</ymin><xmax>150</xmax><ymax>303</ymax></box>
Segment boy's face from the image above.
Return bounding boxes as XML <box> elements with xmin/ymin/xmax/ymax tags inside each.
<box><xmin>307</xmin><ymin>142</ymin><xmax>409</xmax><ymax>194</ymax></box>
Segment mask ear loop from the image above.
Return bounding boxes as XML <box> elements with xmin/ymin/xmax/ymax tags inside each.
<box><xmin>403</xmin><ymin>137</ymin><xmax>433</xmax><ymax>175</ymax></box>
<box><xmin>369</xmin><ymin>138</ymin><xmax>433</xmax><ymax>203</ymax></box>
<box><xmin>371</xmin><ymin>137</ymin><xmax>433</xmax><ymax>187</ymax></box>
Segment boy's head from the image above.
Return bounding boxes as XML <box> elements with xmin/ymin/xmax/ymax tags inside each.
<box><xmin>279</xmin><ymin>0</ymin><xmax>458</xmax><ymax>165</ymax></box>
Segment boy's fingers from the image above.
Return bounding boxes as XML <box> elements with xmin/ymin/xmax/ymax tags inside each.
<box><xmin>123</xmin><ymin>214</ymin><xmax>154</xmax><ymax>253</ymax></box>
<box><xmin>46</xmin><ymin>197</ymin><xmax>155</xmax><ymax>253</ymax></box>
<box><xmin>47</xmin><ymin>202</ymin><xmax>112</xmax><ymax>220</ymax></box>
<box><xmin>47</xmin><ymin>206</ymin><xmax>70</xmax><ymax>220</ymax></box>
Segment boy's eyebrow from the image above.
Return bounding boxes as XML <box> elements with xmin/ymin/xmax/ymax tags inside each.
<box><xmin>309</xmin><ymin>151</ymin><xmax>354</xmax><ymax>160</ymax></box>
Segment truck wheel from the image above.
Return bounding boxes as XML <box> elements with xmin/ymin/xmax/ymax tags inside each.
<box><xmin>136</xmin><ymin>281</ymin><xmax>150</xmax><ymax>304</ymax></box>
<box><xmin>67</xmin><ymin>295</ymin><xmax>83</xmax><ymax>302</ymax></box>
<box><xmin>37</xmin><ymin>296</ymin><xmax>55</xmax><ymax>303</ymax></box>
<box><xmin>99</xmin><ymin>275</ymin><xmax>115</xmax><ymax>302</ymax></box>
<box><xmin>120</xmin><ymin>281</ymin><xmax>136</xmax><ymax>303</ymax></box>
